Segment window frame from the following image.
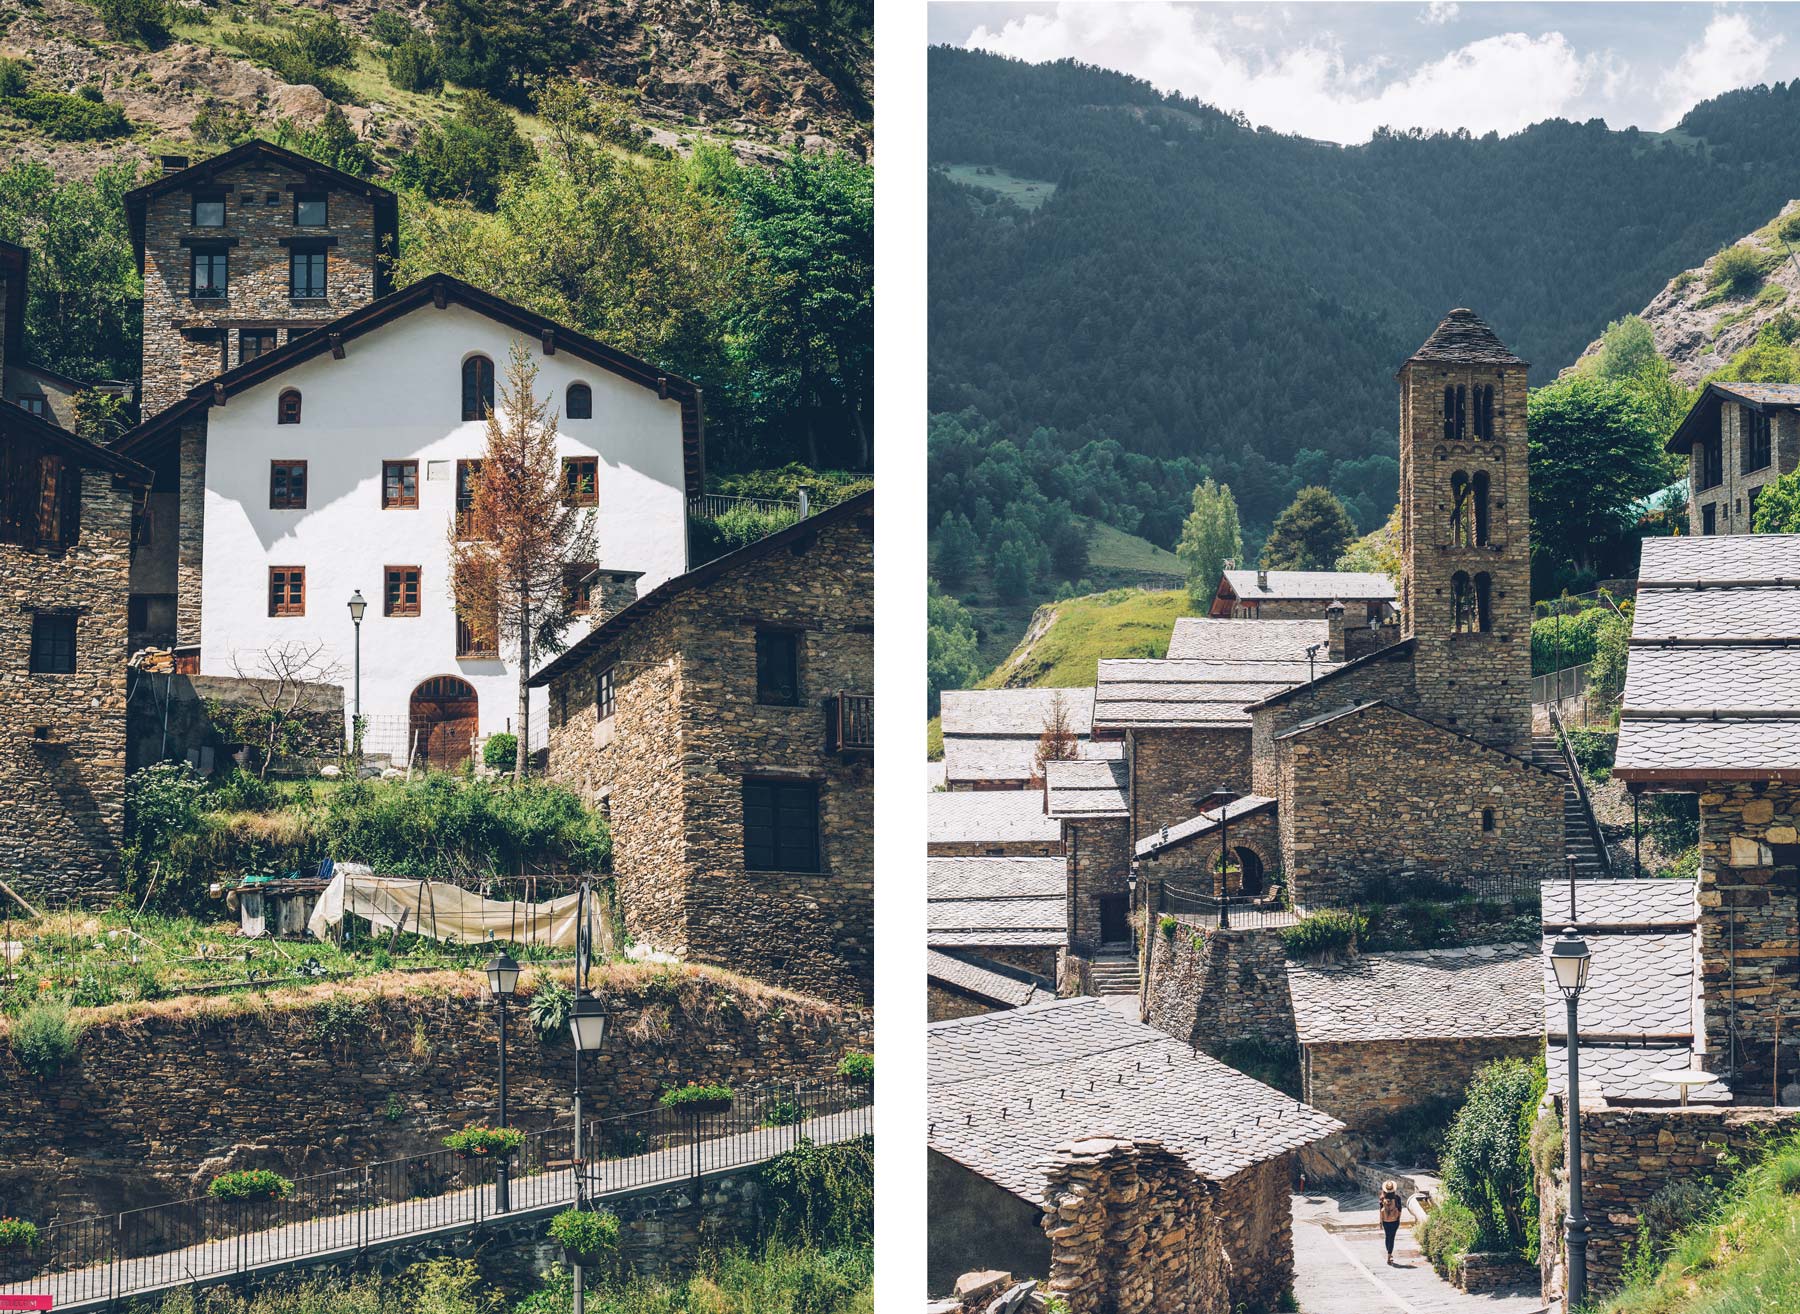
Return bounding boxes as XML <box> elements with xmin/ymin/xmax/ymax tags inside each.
<box><xmin>289</xmin><ymin>248</ymin><xmax>328</xmax><ymax>300</ymax></box>
<box><xmin>191</xmin><ymin>193</ymin><xmax>227</xmax><ymax>228</ymax></box>
<box><xmin>741</xmin><ymin>777</ymin><xmax>822</xmax><ymax>874</ymax></box>
<box><xmin>278</xmin><ymin>389</ymin><xmax>302</xmax><ymax>425</ymax></box>
<box><xmin>269</xmin><ymin>460</ymin><xmax>308</xmax><ymax>510</ymax></box>
<box><xmin>597</xmin><ymin>665</ymin><xmax>616</xmax><ymax>721</ymax></box>
<box><xmin>238</xmin><ymin>329</ymin><xmax>278</xmax><ymax>365</ymax></box>
<box><xmin>462</xmin><ymin>356</ymin><xmax>495</xmax><ymax>422</ymax></box>
<box><xmin>562</xmin><ymin>456</ymin><xmax>599</xmax><ymax>507</ymax></box>
<box><xmin>755</xmin><ymin>628</ymin><xmax>802</xmax><ymax>706</ymax></box>
<box><xmin>384</xmin><ymin>565</ymin><xmax>421</xmax><ymax>617</ymax></box>
<box><xmin>268</xmin><ymin>566</ymin><xmax>306</xmax><ymax>618</ymax></box>
<box><xmin>17</xmin><ymin>395</ymin><xmax>47</xmax><ymax>418</ymax></box>
<box><xmin>28</xmin><ymin>611</ymin><xmax>77</xmax><ymax>675</ymax></box>
<box><xmin>1745</xmin><ymin>408</ymin><xmax>1774</xmax><ymax>474</ymax></box>
<box><xmin>455</xmin><ymin>608</ymin><xmax>499</xmax><ymax>658</ymax></box>
<box><xmin>1702</xmin><ymin>502</ymin><xmax>1717</xmax><ymax>535</ymax></box>
<box><xmin>454</xmin><ymin>458</ymin><xmax>483</xmax><ymax>538</ymax></box>
<box><xmin>293</xmin><ymin>194</ymin><xmax>329</xmax><ymax>227</ymax></box>
<box><xmin>566</xmin><ymin>382</ymin><xmax>593</xmax><ymax>419</ymax></box>
<box><xmin>1699</xmin><ymin>433</ymin><xmax>1724</xmax><ymax>491</ymax></box>
<box><xmin>381</xmin><ymin>459</ymin><xmax>420</xmax><ymax>510</ymax></box>
<box><xmin>190</xmin><ymin>248</ymin><xmax>229</xmax><ymax>299</ymax></box>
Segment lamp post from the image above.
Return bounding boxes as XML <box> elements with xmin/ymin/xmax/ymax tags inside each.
<box><xmin>567</xmin><ymin>988</ymin><xmax>608</xmax><ymax>1314</ymax></box>
<box><xmin>1127</xmin><ymin>863</ymin><xmax>1139</xmax><ymax>951</ymax></box>
<box><xmin>1201</xmin><ymin>788</ymin><xmax>1234</xmax><ymax>929</ymax></box>
<box><xmin>1551</xmin><ymin>928</ymin><xmax>1593</xmax><ymax>1310</ymax></box>
<box><xmin>346</xmin><ymin>590</ymin><xmax>367</xmax><ymax>759</ymax></box>
<box><xmin>485</xmin><ymin>948</ymin><xmax>519</xmax><ymax>1211</ymax></box>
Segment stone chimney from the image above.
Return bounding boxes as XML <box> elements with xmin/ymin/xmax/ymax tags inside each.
<box><xmin>591</xmin><ymin>569</ymin><xmax>644</xmax><ymax>622</ymax></box>
<box><xmin>1326</xmin><ymin>600</ymin><xmax>1346</xmax><ymax>661</ymax></box>
<box><xmin>1256</xmin><ymin>567</ymin><xmax>1269</xmax><ymax>591</ymax></box>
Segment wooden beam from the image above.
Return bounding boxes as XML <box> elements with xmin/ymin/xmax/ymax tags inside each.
<box><xmin>329</xmin><ymin>332</ymin><xmax>345</xmax><ymax>361</ymax></box>
<box><xmin>541</xmin><ymin>328</ymin><xmax>556</xmax><ymax>355</ymax></box>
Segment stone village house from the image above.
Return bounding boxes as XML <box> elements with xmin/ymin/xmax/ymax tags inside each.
<box><xmin>1</xmin><ymin>239</ymin><xmax>134</xmax><ymax>430</ymax></box>
<box><xmin>530</xmin><ymin>492</ymin><xmax>872</xmax><ymax>1004</ymax></box>
<box><xmin>1667</xmin><ymin>381</ymin><xmax>1800</xmax><ymax>537</ymax></box>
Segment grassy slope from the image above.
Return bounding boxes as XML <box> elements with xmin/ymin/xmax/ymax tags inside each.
<box><xmin>981</xmin><ymin>587</ymin><xmax>1190</xmax><ymax>689</ymax></box>
<box><xmin>936</xmin><ymin>163</ymin><xmax>1057</xmax><ymax>210</ymax></box>
<box><xmin>1597</xmin><ymin>1130</ymin><xmax>1800</xmax><ymax>1314</ymax></box>
<box><xmin>1081</xmin><ymin>516</ymin><xmax>1185</xmax><ymax>577</ymax></box>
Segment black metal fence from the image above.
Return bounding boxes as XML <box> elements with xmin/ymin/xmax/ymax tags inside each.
<box><xmin>0</xmin><ymin>1081</ymin><xmax>872</xmax><ymax>1307</ymax></box>
<box><xmin>1159</xmin><ymin>865</ymin><xmax>1565</xmax><ymax>934</ymax></box>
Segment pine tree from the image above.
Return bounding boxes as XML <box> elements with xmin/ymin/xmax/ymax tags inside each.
<box><xmin>1032</xmin><ymin>691</ymin><xmax>1078</xmax><ymax>779</ymax></box>
<box><xmin>935</xmin><ymin>512</ymin><xmax>978</xmax><ymax>586</ymax></box>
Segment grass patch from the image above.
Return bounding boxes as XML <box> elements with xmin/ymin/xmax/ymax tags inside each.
<box><xmin>938</xmin><ymin>162</ymin><xmax>1058</xmax><ymax>211</ymax></box>
<box><xmin>1079</xmin><ymin>517</ymin><xmax>1185</xmax><ymax>576</ymax></box>
<box><xmin>981</xmin><ymin>587</ymin><xmax>1190</xmax><ymax>688</ymax></box>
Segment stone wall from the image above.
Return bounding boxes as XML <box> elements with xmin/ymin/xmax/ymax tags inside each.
<box><xmin>1247</xmin><ymin>643</ymin><xmax>1417</xmax><ymax>797</ymax></box>
<box><xmin>0</xmin><ymin>964</ymin><xmax>869</xmax><ymax>1222</ymax></box>
<box><xmin>127</xmin><ymin>669</ymin><xmax>345</xmax><ymax>773</ymax></box>
<box><xmin>1065</xmin><ymin>814</ymin><xmax>1131</xmax><ymax>955</ymax></box>
<box><xmin>176</xmin><ymin>419</ymin><xmax>207</xmax><ymax>648</ymax></box>
<box><xmin>140</xmin><ymin>162</ymin><xmax>382</xmax><ymax>416</ymax></box>
<box><xmin>544</xmin><ymin>508</ymin><xmax>873</xmax><ymax>1004</ymax></box>
<box><xmin>1273</xmin><ymin>701</ymin><xmax>1562</xmax><ymax>909</ymax></box>
<box><xmin>1130</xmin><ymin>727</ymin><xmax>1251</xmax><ymax>837</ymax></box>
<box><xmin>1214</xmin><ymin>1154</ymin><xmax>1297</xmax><ymax>1313</ymax></box>
<box><xmin>1143</xmin><ymin>920</ymin><xmax>1295</xmax><ymax>1055</ymax></box>
<box><xmin>929</xmin><ymin>838</ymin><xmax>1062</xmax><ymax>858</ymax></box>
<box><xmin>1536</xmin><ymin>1104</ymin><xmax>1800</xmax><ymax>1300</ymax></box>
<box><xmin>1301</xmin><ymin>1036</ymin><xmax>1537</xmax><ymax>1133</ymax></box>
<box><xmin>1696</xmin><ymin>780</ymin><xmax>1800</xmax><ymax>1089</ymax></box>
<box><xmin>1689</xmin><ymin>401</ymin><xmax>1800</xmax><ymax>538</ymax></box>
<box><xmin>928</xmin><ymin>1150</ymin><xmax>1050</xmax><ymax>1296</ymax></box>
<box><xmin>928</xmin><ymin>983</ymin><xmax>1001</xmax><ymax>1022</ymax></box>
<box><xmin>1139</xmin><ymin>808</ymin><xmax>1280</xmax><ymax>899</ymax></box>
<box><xmin>0</xmin><ymin>466</ymin><xmax>135</xmax><ymax>904</ymax></box>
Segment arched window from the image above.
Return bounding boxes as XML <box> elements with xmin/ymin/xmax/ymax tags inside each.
<box><xmin>278</xmin><ymin>389</ymin><xmax>301</xmax><ymax>425</ymax></box>
<box><xmin>1451</xmin><ymin>571</ymin><xmax>1475</xmax><ymax>632</ymax></box>
<box><xmin>1478</xmin><ymin>385</ymin><xmax>1495</xmax><ymax>439</ymax></box>
<box><xmin>1456</xmin><ymin>385</ymin><xmax>1467</xmax><ymax>439</ymax></box>
<box><xmin>1449</xmin><ymin>471</ymin><xmax>1472</xmax><ymax>547</ymax></box>
<box><xmin>1472</xmin><ymin>471</ymin><xmax>1491</xmax><ymax>546</ymax></box>
<box><xmin>1481</xmin><ymin>807</ymin><xmax>1496</xmax><ymax>832</ymax></box>
<box><xmin>566</xmin><ymin>382</ymin><xmax>592</xmax><ymax>420</ymax></box>
<box><xmin>1443</xmin><ymin>385</ymin><xmax>1457</xmax><ymax>441</ymax></box>
<box><xmin>1474</xmin><ymin>572</ymin><xmax>1493</xmax><ymax>632</ymax></box>
<box><xmin>461</xmin><ymin>355</ymin><xmax>495</xmax><ymax>422</ymax></box>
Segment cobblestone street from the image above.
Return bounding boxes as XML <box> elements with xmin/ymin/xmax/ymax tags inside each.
<box><xmin>1292</xmin><ymin>1192</ymin><xmax>1548</xmax><ymax>1314</ymax></box>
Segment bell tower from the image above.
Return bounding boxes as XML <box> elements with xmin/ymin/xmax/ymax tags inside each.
<box><xmin>1397</xmin><ymin>308</ymin><xmax>1533</xmax><ymax>757</ymax></box>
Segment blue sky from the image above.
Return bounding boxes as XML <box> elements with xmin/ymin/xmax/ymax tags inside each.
<box><xmin>927</xmin><ymin>3</ymin><xmax>1800</xmax><ymax>143</ymax></box>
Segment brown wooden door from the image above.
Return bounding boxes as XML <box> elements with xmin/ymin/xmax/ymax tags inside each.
<box><xmin>409</xmin><ymin>676</ymin><xmax>479</xmax><ymax>770</ymax></box>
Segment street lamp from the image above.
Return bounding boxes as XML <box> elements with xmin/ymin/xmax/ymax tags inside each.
<box><xmin>485</xmin><ymin>948</ymin><xmax>519</xmax><ymax>1211</ymax></box>
<box><xmin>346</xmin><ymin>590</ymin><xmax>367</xmax><ymax>759</ymax></box>
<box><xmin>1127</xmin><ymin>863</ymin><xmax>1139</xmax><ymax>950</ymax></box>
<box><xmin>1550</xmin><ymin>928</ymin><xmax>1593</xmax><ymax>1310</ymax></box>
<box><xmin>1201</xmin><ymin>788</ymin><xmax>1235</xmax><ymax>929</ymax></box>
<box><xmin>567</xmin><ymin>988</ymin><xmax>608</xmax><ymax>1314</ymax></box>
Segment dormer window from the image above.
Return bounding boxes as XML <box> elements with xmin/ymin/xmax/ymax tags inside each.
<box><xmin>294</xmin><ymin>194</ymin><xmax>328</xmax><ymax>227</ymax></box>
<box><xmin>192</xmin><ymin>195</ymin><xmax>225</xmax><ymax>228</ymax></box>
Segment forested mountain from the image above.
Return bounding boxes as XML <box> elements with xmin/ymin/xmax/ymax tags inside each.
<box><xmin>928</xmin><ymin>50</ymin><xmax>1800</xmax><ymax>553</ymax></box>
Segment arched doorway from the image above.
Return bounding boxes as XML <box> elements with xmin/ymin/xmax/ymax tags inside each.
<box><xmin>409</xmin><ymin>676</ymin><xmax>478</xmax><ymax>770</ymax></box>
<box><xmin>1234</xmin><ymin>847</ymin><xmax>1266</xmax><ymax>898</ymax></box>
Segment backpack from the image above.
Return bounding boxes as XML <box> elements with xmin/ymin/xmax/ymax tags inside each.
<box><xmin>1379</xmin><ymin>1193</ymin><xmax>1402</xmax><ymax>1223</ymax></box>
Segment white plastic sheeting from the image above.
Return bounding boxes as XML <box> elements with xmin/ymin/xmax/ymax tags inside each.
<box><xmin>305</xmin><ymin>864</ymin><xmax>610</xmax><ymax>951</ymax></box>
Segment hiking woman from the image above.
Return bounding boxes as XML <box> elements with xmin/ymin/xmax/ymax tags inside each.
<box><xmin>1378</xmin><ymin>1181</ymin><xmax>1405</xmax><ymax>1265</ymax></box>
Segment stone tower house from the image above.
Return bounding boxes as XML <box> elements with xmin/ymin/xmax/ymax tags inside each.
<box><xmin>1397</xmin><ymin>308</ymin><xmax>1533</xmax><ymax>757</ymax></box>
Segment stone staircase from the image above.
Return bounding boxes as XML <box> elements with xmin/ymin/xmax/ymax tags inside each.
<box><xmin>1090</xmin><ymin>948</ymin><xmax>1140</xmax><ymax>996</ymax></box>
<box><xmin>1531</xmin><ymin>733</ymin><xmax>1608</xmax><ymax>878</ymax></box>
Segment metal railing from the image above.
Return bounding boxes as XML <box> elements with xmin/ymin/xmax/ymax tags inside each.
<box><xmin>0</xmin><ymin>1081</ymin><xmax>871</xmax><ymax>1306</ymax></box>
<box><xmin>1531</xmin><ymin>661</ymin><xmax>1591</xmax><ymax>709</ymax></box>
<box><xmin>686</xmin><ymin>493</ymin><xmax>804</xmax><ymax>522</ymax></box>
<box><xmin>1549</xmin><ymin>702</ymin><xmax>1614</xmax><ymax>877</ymax></box>
<box><xmin>1159</xmin><ymin>865</ymin><xmax>1557</xmax><ymax>931</ymax></box>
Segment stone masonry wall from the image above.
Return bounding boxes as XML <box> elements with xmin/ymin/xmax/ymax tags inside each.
<box><xmin>1247</xmin><ymin>643</ymin><xmax>1417</xmax><ymax>796</ymax></box>
<box><xmin>140</xmin><ymin>163</ymin><xmax>381</xmax><ymax>416</ymax></box>
<box><xmin>1274</xmin><ymin>702</ymin><xmax>1562</xmax><ymax>909</ymax></box>
<box><xmin>1398</xmin><ymin>357</ymin><xmax>1534</xmax><ymax>758</ymax></box>
<box><xmin>1143</xmin><ymin>920</ymin><xmax>1295</xmax><ymax>1055</ymax></box>
<box><xmin>1130</xmin><ymin>726</ymin><xmax>1251</xmax><ymax>838</ymax></box>
<box><xmin>1139</xmin><ymin>808</ymin><xmax>1281</xmax><ymax>899</ymax></box>
<box><xmin>1065</xmin><ymin>814</ymin><xmax>1132</xmax><ymax>955</ymax></box>
<box><xmin>1302</xmin><ymin>1036</ymin><xmax>1537</xmax><ymax>1134</ymax></box>
<box><xmin>0</xmin><ymin>466</ymin><xmax>135</xmax><ymax>904</ymax></box>
<box><xmin>176</xmin><ymin>418</ymin><xmax>207</xmax><ymax>647</ymax></box>
<box><xmin>0</xmin><ymin>964</ymin><xmax>869</xmax><ymax>1223</ymax></box>
<box><xmin>1689</xmin><ymin>402</ymin><xmax>1800</xmax><ymax>538</ymax></box>
<box><xmin>1696</xmin><ymin>780</ymin><xmax>1800</xmax><ymax>1088</ymax></box>
<box><xmin>1214</xmin><ymin>1154</ymin><xmax>1297</xmax><ymax>1313</ymax></box>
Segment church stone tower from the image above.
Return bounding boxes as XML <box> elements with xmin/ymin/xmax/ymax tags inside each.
<box><xmin>1397</xmin><ymin>308</ymin><xmax>1533</xmax><ymax>757</ymax></box>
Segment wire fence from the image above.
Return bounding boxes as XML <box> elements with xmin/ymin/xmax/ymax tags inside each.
<box><xmin>0</xmin><ymin>1080</ymin><xmax>872</xmax><ymax>1306</ymax></box>
<box><xmin>1531</xmin><ymin>661</ymin><xmax>1591</xmax><ymax>709</ymax></box>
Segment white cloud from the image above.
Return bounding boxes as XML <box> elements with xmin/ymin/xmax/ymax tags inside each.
<box><xmin>1657</xmin><ymin>13</ymin><xmax>1780</xmax><ymax>127</ymax></box>
<box><xmin>963</xmin><ymin>3</ymin><xmax>1599</xmax><ymax>143</ymax></box>
<box><xmin>1421</xmin><ymin>2</ymin><xmax>1460</xmax><ymax>26</ymax></box>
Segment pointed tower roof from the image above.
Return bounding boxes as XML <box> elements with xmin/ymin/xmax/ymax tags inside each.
<box><xmin>1406</xmin><ymin>307</ymin><xmax>1527</xmax><ymax>368</ymax></box>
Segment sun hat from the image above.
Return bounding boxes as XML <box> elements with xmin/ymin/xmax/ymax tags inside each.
<box><xmin>1382</xmin><ymin>1180</ymin><xmax>1397</xmax><ymax>1194</ymax></box>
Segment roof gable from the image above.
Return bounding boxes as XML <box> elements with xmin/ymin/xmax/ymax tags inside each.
<box><xmin>1</xmin><ymin>399</ymin><xmax>150</xmax><ymax>483</ymax></box>
<box><xmin>1406</xmin><ymin>307</ymin><xmax>1526</xmax><ymax>368</ymax></box>
<box><xmin>1667</xmin><ymin>381</ymin><xmax>1800</xmax><ymax>453</ymax></box>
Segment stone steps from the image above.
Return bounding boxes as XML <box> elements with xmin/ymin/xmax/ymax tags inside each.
<box><xmin>1090</xmin><ymin>955</ymin><xmax>1140</xmax><ymax>996</ymax></box>
<box><xmin>1533</xmin><ymin>740</ymin><xmax>1608</xmax><ymax>875</ymax></box>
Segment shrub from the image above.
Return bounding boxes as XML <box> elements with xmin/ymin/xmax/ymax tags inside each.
<box><xmin>755</xmin><ymin>1135</ymin><xmax>873</xmax><ymax>1248</ymax></box>
<box><xmin>837</xmin><ymin>1050</ymin><xmax>873</xmax><ymax>1085</ymax></box>
<box><xmin>761</xmin><ymin>1091</ymin><xmax>804</xmax><ymax>1127</ymax></box>
<box><xmin>1782</xmin><ymin>211</ymin><xmax>1800</xmax><ymax>245</ymax></box>
<box><xmin>208</xmin><ymin>768</ymin><xmax>276</xmax><ymax>814</ymax></box>
<box><xmin>441</xmin><ymin>1124</ymin><xmax>525</xmax><ymax>1157</ymax></box>
<box><xmin>1440</xmin><ymin>1056</ymin><xmax>1540</xmax><ymax>1258</ymax></box>
<box><xmin>4</xmin><ymin>90</ymin><xmax>130</xmax><ymax>140</ymax></box>
<box><xmin>1565</xmin><ymin>728</ymin><xmax>1617</xmax><ymax>778</ymax></box>
<box><xmin>0</xmin><ymin>1218</ymin><xmax>39</xmax><ymax>1250</ymax></box>
<box><xmin>1418</xmin><ymin>1195</ymin><xmax>1479</xmax><ymax>1275</ymax></box>
<box><xmin>393</xmin><ymin>90</ymin><xmax>532</xmax><ymax>207</ymax></box>
<box><xmin>1711</xmin><ymin>244</ymin><xmax>1765</xmax><ymax>298</ymax></box>
<box><xmin>546</xmin><ymin>1206</ymin><xmax>620</xmax><ymax>1263</ymax></box>
<box><xmin>9</xmin><ymin>999</ymin><xmax>86</xmax><ymax>1079</ymax></box>
<box><xmin>482</xmin><ymin>733</ymin><xmax>518</xmax><ymax>769</ymax></box>
<box><xmin>528</xmin><ymin>976</ymin><xmax>573</xmax><ymax>1040</ymax></box>
<box><xmin>1777</xmin><ymin>1158</ymin><xmax>1800</xmax><ymax>1196</ymax></box>
<box><xmin>659</xmin><ymin>1081</ymin><xmax>734</xmax><ymax>1110</ymax></box>
<box><xmin>1644</xmin><ymin>1175</ymin><xmax>1721</xmax><ymax>1246</ymax></box>
<box><xmin>1158</xmin><ymin>913</ymin><xmax>1177</xmax><ymax>938</ymax></box>
<box><xmin>1281</xmin><ymin>910</ymin><xmax>1366</xmax><ymax>961</ymax></box>
<box><xmin>307</xmin><ymin>996</ymin><xmax>370</xmax><ymax>1049</ymax></box>
<box><xmin>0</xmin><ymin>58</ymin><xmax>29</xmax><ymax>97</ymax></box>
<box><xmin>369</xmin><ymin>9</ymin><xmax>412</xmax><ymax>44</ymax></box>
<box><xmin>91</xmin><ymin>0</ymin><xmax>173</xmax><ymax>44</ymax></box>
<box><xmin>385</xmin><ymin>38</ymin><xmax>445</xmax><ymax>93</ymax></box>
<box><xmin>208</xmin><ymin>1169</ymin><xmax>293</xmax><ymax>1203</ymax></box>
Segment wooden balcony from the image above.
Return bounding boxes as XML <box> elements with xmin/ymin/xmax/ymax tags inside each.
<box><xmin>827</xmin><ymin>691</ymin><xmax>873</xmax><ymax>755</ymax></box>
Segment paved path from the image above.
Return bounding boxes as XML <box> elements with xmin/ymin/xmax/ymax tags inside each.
<box><xmin>6</xmin><ymin>1105</ymin><xmax>871</xmax><ymax>1313</ymax></box>
<box><xmin>1292</xmin><ymin>1192</ymin><xmax>1547</xmax><ymax>1314</ymax></box>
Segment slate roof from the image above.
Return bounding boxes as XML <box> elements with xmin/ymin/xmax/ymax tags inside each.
<box><xmin>943</xmin><ymin>735</ymin><xmax>1121</xmax><ymax>786</ymax></box>
<box><xmin>1406</xmin><ymin>307</ymin><xmax>1527</xmax><ymax>367</ymax></box>
<box><xmin>926</xmin><ymin>950</ymin><xmax>1050</xmax><ymax>1010</ymax></box>
<box><xmin>928</xmin><ymin>857</ymin><xmax>1065</xmax><ymax>900</ymax></box>
<box><xmin>927</xmin><ymin>761</ymin><xmax>947</xmax><ymax>790</ymax></box>
<box><xmin>1545</xmin><ymin>1043</ymin><xmax>1730</xmax><ymax>1106</ymax></box>
<box><xmin>1616</xmin><ymin>535</ymin><xmax>1800</xmax><ymax>781</ymax></box>
<box><xmin>1668</xmin><ymin>382</ymin><xmax>1800</xmax><ymax>452</ymax></box>
<box><xmin>1043</xmin><ymin>758</ymin><xmax>1130</xmax><ymax>819</ymax></box>
<box><xmin>928</xmin><ymin>791</ymin><xmax>1061</xmax><ymax>848</ymax></box>
<box><xmin>1221</xmin><ymin>569</ymin><xmax>1397</xmax><ymax>603</ymax></box>
<box><xmin>1288</xmin><ymin>944</ymin><xmax>1541</xmax><ymax>1045</ymax></box>
<box><xmin>1168</xmin><ymin>618</ymin><xmax>1332</xmax><ymax>662</ymax></box>
<box><xmin>927</xmin><ymin>857</ymin><xmax>1067</xmax><ymax>949</ymax></box>
<box><xmin>1135</xmin><ymin>795</ymin><xmax>1278</xmax><ymax>858</ymax></box>
<box><xmin>940</xmin><ymin>688</ymin><xmax>1096</xmax><ymax>738</ymax></box>
<box><xmin>1541</xmin><ymin>879</ymin><xmax>1697</xmax><ymax>931</ymax></box>
<box><xmin>1094</xmin><ymin>658</ymin><xmax>1320</xmax><ymax>729</ymax></box>
<box><xmin>928</xmin><ymin>997</ymin><xmax>1342</xmax><ymax>1200</ymax></box>
<box><xmin>1542</xmin><ymin>932</ymin><xmax>1695</xmax><ymax>1040</ymax></box>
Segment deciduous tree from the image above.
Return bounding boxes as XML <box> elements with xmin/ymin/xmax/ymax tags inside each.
<box><xmin>1262</xmin><ymin>486</ymin><xmax>1355</xmax><ymax>572</ymax></box>
<box><xmin>1176</xmin><ymin>478</ymin><xmax>1242</xmax><ymax>606</ymax></box>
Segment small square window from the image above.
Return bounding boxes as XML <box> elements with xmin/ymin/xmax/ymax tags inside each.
<box><xmin>192</xmin><ymin>197</ymin><xmax>225</xmax><ymax>227</ymax></box>
<box><xmin>17</xmin><ymin>396</ymin><xmax>46</xmax><ymax>417</ymax></box>
<box><xmin>239</xmin><ymin>329</ymin><xmax>278</xmax><ymax>365</ymax></box>
<box><xmin>269</xmin><ymin>460</ymin><xmax>307</xmax><ymax>510</ymax></box>
<box><xmin>455</xmin><ymin>607</ymin><xmax>498</xmax><ymax>658</ymax></box>
<box><xmin>29</xmin><ymin>613</ymin><xmax>76</xmax><ymax>674</ymax></box>
<box><xmin>562</xmin><ymin>457</ymin><xmax>598</xmax><ymax>507</ymax></box>
<box><xmin>385</xmin><ymin>566</ymin><xmax>421</xmax><ymax>617</ymax></box>
<box><xmin>269</xmin><ymin>567</ymin><xmax>306</xmax><ymax>617</ymax></box>
<box><xmin>597</xmin><ymin>665</ymin><xmax>616</xmax><ymax>720</ymax></box>
<box><xmin>755</xmin><ymin>629</ymin><xmax>800</xmax><ymax>706</ymax></box>
<box><xmin>382</xmin><ymin>460</ymin><xmax>419</xmax><ymax>509</ymax></box>
<box><xmin>295</xmin><ymin>195</ymin><xmax>328</xmax><ymax>226</ymax></box>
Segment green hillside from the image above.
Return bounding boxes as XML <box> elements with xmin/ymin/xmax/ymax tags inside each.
<box><xmin>1081</xmin><ymin>517</ymin><xmax>1185</xmax><ymax>579</ymax></box>
<box><xmin>982</xmin><ymin>588</ymin><xmax>1188</xmax><ymax>690</ymax></box>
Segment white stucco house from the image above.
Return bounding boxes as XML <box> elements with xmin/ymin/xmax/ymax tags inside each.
<box><xmin>117</xmin><ymin>275</ymin><xmax>704</xmax><ymax>766</ymax></box>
